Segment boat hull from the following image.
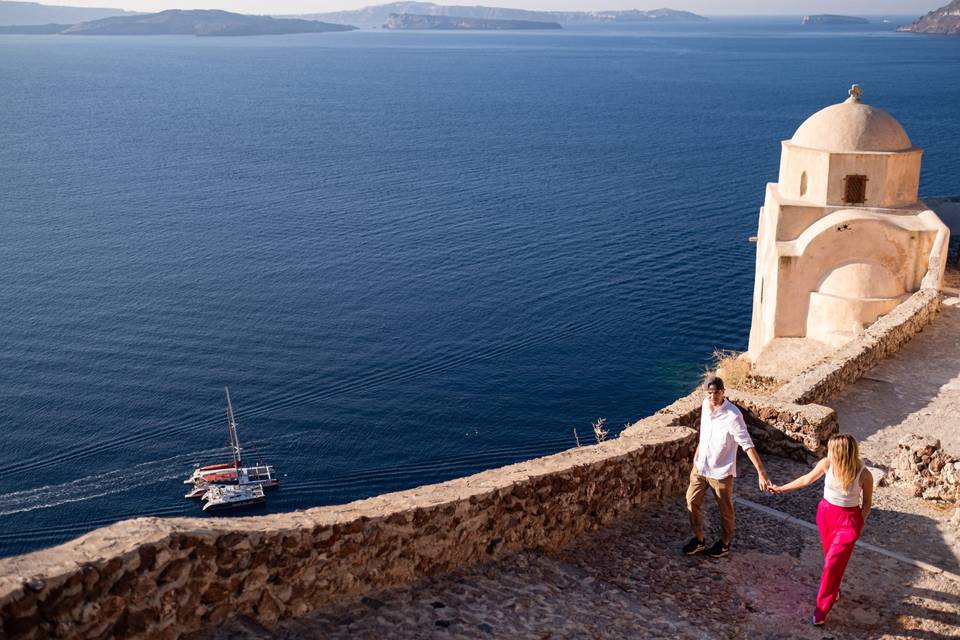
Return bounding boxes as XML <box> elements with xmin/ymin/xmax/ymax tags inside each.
<box><xmin>202</xmin><ymin>495</ymin><xmax>266</xmax><ymax>511</ymax></box>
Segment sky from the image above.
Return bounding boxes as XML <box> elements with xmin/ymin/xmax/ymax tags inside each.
<box><xmin>34</xmin><ymin>0</ymin><xmax>944</xmax><ymax>16</ymax></box>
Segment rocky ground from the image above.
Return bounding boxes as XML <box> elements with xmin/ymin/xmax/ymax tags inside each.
<box><xmin>203</xmin><ymin>298</ymin><xmax>960</xmax><ymax>640</ymax></box>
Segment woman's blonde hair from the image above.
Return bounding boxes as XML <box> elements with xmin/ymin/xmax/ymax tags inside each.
<box><xmin>827</xmin><ymin>434</ymin><xmax>861</xmax><ymax>491</ymax></box>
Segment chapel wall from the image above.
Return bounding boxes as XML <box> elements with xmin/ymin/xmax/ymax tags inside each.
<box><xmin>778</xmin><ymin>144</ymin><xmax>830</xmax><ymax>204</ymax></box>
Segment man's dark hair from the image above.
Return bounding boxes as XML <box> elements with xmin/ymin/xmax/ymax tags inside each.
<box><xmin>704</xmin><ymin>375</ymin><xmax>725</xmax><ymax>391</ymax></box>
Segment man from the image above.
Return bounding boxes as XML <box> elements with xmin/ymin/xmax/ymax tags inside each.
<box><xmin>683</xmin><ymin>375</ymin><xmax>772</xmax><ymax>558</ymax></box>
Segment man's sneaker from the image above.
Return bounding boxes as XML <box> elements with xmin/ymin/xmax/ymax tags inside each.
<box><xmin>704</xmin><ymin>540</ymin><xmax>730</xmax><ymax>558</ymax></box>
<box><xmin>682</xmin><ymin>537</ymin><xmax>705</xmax><ymax>556</ymax></box>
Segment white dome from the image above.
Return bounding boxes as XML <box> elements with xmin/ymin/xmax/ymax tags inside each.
<box><xmin>790</xmin><ymin>87</ymin><xmax>912</xmax><ymax>153</ymax></box>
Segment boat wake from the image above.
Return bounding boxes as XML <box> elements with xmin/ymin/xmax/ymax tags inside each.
<box><xmin>0</xmin><ymin>448</ymin><xmax>222</xmax><ymax>517</ymax></box>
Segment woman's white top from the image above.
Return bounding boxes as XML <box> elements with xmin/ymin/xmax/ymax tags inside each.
<box><xmin>823</xmin><ymin>464</ymin><xmax>865</xmax><ymax>507</ymax></box>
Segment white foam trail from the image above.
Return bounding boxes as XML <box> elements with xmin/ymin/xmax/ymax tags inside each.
<box><xmin>0</xmin><ymin>448</ymin><xmax>224</xmax><ymax>516</ymax></box>
<box><xmin>0</xmin><ymin>429</ymin><xmax>320</xmax><ymax>516</ymax></box>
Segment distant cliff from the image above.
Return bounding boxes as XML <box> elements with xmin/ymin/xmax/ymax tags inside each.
<box><xmin>0</xmin><ymin>0</ymin><xmax>132</xmax><ymax>26</ymax></box>
<box><xmin>56</xmin><ymin>9</ymin><xmax>356</xmax><ymax>36</ymax></box>
<box><xmin>292</xmin><ymin>2</ymin><xmax>706</xmax><ymax>28</ymax></box>
<box><xmin>801</xmin><ymin>14</ymin><xmax>869</xmax><ymax>25</ymax></box>
<box><xmin>896</xmin><ymin>0</ymin><xmax>960</xmax><ymax>34</ymax></box>
<box><xmin>0</xmin><ymin>21</ymin><xmax>67</xmax><ymax>32</ymax></box>
<box><xmin>384</xmin><ymin>12</ymin><xmax>560</xmax><ymax>29</ymax></box>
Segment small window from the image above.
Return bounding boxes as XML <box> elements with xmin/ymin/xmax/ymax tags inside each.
<box><xmin>843</xmin><ymin>175</ymin><xmax>867</xmax><ymax>204</ymax></box>
<box><xmin>799</xmin><ymin>171</ymin><xmax>808</xmax><ymax>197</ymax></box>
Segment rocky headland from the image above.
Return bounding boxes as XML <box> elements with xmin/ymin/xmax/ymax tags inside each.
<box><xmin>897</xmin><ymin>0</ymin><xmax>960</xmax><ymax>34</ymax></box>
<box><xmin>383</xmin><ymin>12</ymin><xmax>561</xmax><ymax>30</ymax></box>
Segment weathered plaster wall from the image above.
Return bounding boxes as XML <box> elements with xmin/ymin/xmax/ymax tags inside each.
<box><xmin>774</xmin><ymin>288</ymin><xmax>942</xmax><ymax>406</ymax></box>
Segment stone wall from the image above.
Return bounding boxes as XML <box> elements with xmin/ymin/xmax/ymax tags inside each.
<box><xmin>0</xmin><ymin>288</ymin><xmax>939</xmax><ymax>640</ymax></box>
<box><xmin>632</xmin><ymin>389</ymin><xmax>838</xmax><ymax>459</ymax></box>
<box><xmin>773</xmin><ymin>288</ymin><xmax>942</xmax><ymax>407</ymax></box>
<box><xmin>0</xmin><ymin>426</ymin><xmax>695</xmax><ymax>640</ymax></box>
<box><xmin>892</xmin><ymin>434</ymin><xmax>960</xmax><ymax>503</ymax></box>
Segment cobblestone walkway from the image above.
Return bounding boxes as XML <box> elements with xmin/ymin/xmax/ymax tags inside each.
<box><xmin>832</xmin><ymin>297</ymin><xmax>960</xmax><ymax>460</ymax></box>
<box><xmin>204</xmin><ymin>300</ymin><xmax>960</xmax><ymax>640</ymax></box>
<box><xmin>205</xmin><ymin>454</ymin><xmax>959</xmax><ymax>640</ymax></box>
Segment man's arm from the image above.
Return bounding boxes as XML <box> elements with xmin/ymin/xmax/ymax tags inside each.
<box><xmin>745</xmin><ymin>447</ymin><xmax>771</xmax><ymax>492</ymax></box>
<box><xmin>728</xmin><ymin>409</ymin><xmax>770</xmax><ymax>491</ymax></box>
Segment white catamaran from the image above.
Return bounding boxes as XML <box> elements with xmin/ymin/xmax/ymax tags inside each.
<box><xmin>201</xmin><ymin>483</ymin><xmax>266</xmax><ymax>511</ymax></box>
<box><xmin>184</xmin><ymin>387</ymin><xmax>277</xmax><ymax>508</ymax></box>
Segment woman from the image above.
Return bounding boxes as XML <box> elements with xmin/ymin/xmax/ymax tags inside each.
<box><xmin>771</xmin><ymin>434</ymin><xmax>873</xmax><ymax>625</ymax></box>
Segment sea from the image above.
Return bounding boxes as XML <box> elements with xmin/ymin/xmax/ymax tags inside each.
<box><xmin>0</xmin><ymin>17</ymin><xmax>958</xmax><ymax>557</ymax></box>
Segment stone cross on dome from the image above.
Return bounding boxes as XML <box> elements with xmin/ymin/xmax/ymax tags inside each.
<box><xmin>846</xmin><ymin>84</ymin><xmax>862</xmax><ymax>103</ymax></box>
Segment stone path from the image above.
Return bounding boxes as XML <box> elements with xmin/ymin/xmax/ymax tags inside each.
<box><xmin>203</xmin><ymin>297</ymin><xmax>960</xmax><ymax>640</ymax></box>
<box><xmin>203</xmin><ymin>453</ymin><xmax>960</xmax><ymax>640</ymax></box>
<box><xmin>832</xmin><ymin>296</ymin><xmax>960</xmax><ymax>461</ymax></box>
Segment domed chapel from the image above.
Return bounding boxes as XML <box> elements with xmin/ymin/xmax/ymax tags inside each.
<box><xmin>747</xmin><ymin>85</ymin><xmax>950</xmax><ymax>361</ymax></box>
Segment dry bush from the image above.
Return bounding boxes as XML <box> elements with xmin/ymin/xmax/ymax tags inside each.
<box><xmin>592</xmin><ymin>417</ymin><xmax>608</xmax><ymax>443</ymax></box>
<box><xmin>710</xmin><ymin>349</ymin><xmax>752</xmax><ymax>390</ymax></box>
<box><xmin>707</xmin><ymin>349</ymin><xmax>780</xmax><ymax>395</ymax></box>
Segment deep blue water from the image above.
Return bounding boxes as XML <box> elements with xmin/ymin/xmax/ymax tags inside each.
<box><xmin>0</xmin><ymin>18</ymin><xmax>958</xmax><ymax>557</ymax></box>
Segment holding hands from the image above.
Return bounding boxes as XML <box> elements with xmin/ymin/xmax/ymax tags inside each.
<box><xmin>759</xmin><ymin>474</ymin><xmax>787</xmax><ymax>494</ymax></box>
<box><xmin>758</xmin><ymin>472</ymin><xmax>773</xmax><ymax>493</ymax></box>
<box><xmin>757</xmin><ymin>470</ymin><xmax>788</xmax><ymax>494</ymax></box>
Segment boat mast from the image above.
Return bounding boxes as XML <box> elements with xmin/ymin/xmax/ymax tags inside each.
<box><xmin>224</xmin><ymin>386</ymin><xmax>242</xmax><ymax>468</ymax></box>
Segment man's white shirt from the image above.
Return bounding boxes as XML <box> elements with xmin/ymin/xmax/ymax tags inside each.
<box><xmin>694</xmin><ymin>398</ymin><xmax>755</xmax><ymax>480</ymax></box>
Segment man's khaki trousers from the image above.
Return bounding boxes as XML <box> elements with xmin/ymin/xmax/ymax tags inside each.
<box><xmin>686</xmin><ymin>466</ymin><xmax>735</xmax><ymax>543</ymax></box>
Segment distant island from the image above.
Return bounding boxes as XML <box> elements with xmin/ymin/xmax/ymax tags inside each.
<box><xmin>801</xmin><ymin>14</ymin><xmax>869</xmax><ymax>25</ymax></box>
<box><xmin>897</xmin><ymin>0</ymin><xmax>960</xmax><ymax>34</ymax></box>
<box><xmin>384</xmin><ymin>12</ymin><xmax>561</xmax><ymax>29</ymax></box>
<box><xmin>291</xmin><ymin>2</ymin><xmax>707</xmax><ymax>29</ymax></box>
<box><xmin>0</xmin><ymin>21</ymin><xmax>64</xmax><ymax>32</ymax></box>
<box><xmin>0</xmin><ymin>9</ymin><xmax>357</xmax><ymax>35</ymax></box>
<box><xmin>0</xmin><ymin>0</ymin><xmax>131</xmax><ymax>26</ymax></box>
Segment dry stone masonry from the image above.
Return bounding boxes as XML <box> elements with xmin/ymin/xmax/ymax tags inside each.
<box><xmin>893</xmin><ymin>434</ymin><xmax>960</xmax><ymax>503</ymax></box>
<box><xmin>641</xmin><ymin>388</ymin><xmax>838</xmax><ymax>459</ymax></box>
<box><xmin>0</xmin><ymin>272</ymin><xmax>946</xmax><ymax>639</ymax></box>
<box><xmin>0</xmin><ymin>426</ymin><xmax>696</xmax><ymax>640</ymax></box>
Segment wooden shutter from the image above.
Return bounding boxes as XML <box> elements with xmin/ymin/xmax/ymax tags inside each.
<box><xmin>843</xmin><ymin>175</ymin><xmax>867</xmax><ymax>204</ymax></box>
